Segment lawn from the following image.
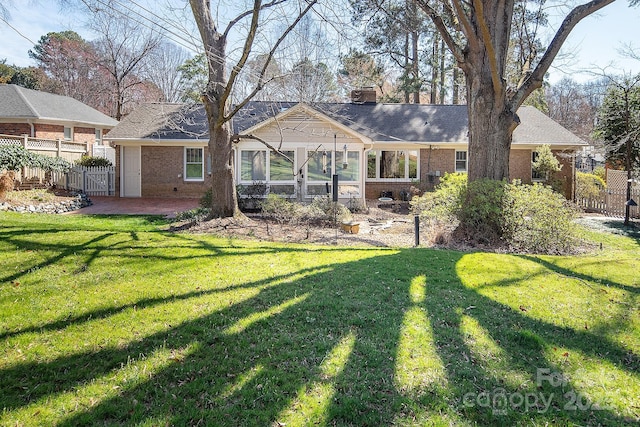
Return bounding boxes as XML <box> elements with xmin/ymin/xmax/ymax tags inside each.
<box><xmin>0</xmin><ymin>212</ymin><xmax>638</xmax><ymax>426</ymax></box>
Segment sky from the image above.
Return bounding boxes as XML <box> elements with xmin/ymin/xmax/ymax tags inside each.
<box><xmin>1</xmin><ymin>0</ymin><xmax>639</xmax><ymax>85</ymax></box>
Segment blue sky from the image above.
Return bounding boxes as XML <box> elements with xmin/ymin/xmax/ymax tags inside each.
<box><xmin>1</xmin><ymin>1</ymin><xmax>639</xmax><ymax>84</ymax></box>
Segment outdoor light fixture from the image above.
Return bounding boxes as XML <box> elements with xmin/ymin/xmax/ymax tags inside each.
<box><xmin>342</xmin><ymin>144</ymin><xmax>348</xmax><ymax>169</ymax></box>
<box><xmin>322</xmin><ymin>150</ymin><xmax>327</xmax><ymax>174</ymax></box>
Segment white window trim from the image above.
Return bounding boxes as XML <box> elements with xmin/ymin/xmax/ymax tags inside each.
<box><xmin>455</xmin><ymin>150</ymin><xmax>468</xmax><ymax>173</ymax></box>
<box><xmin>184</xmin><ymin>147</ymin><xmax>204</xmax><ymax>182</ymax></box>
<box><xmin>366</xmin><ymin>150</ymin><xmax>419</xmax><ymax>182</ymax></box>
<box><xmin>95</xmin><ymin>129</ymin><xmax>102</xmax><ymax>145</ymax></box>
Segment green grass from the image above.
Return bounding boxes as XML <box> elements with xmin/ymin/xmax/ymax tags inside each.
<box><xmin>0</xmin><ymin>212</ymin><xmax>638</xmax><ymax>426</ymax></box>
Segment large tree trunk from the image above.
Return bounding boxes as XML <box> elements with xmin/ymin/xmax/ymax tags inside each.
<box><xmin>466</xmin><ymin>75</ymin><xmax>517</xmax><ymax>181</ymax></box>
<box><xmin>206</xmin><ymin>115</ymin><xmax>240</xmax><ymax>218</ymax></box>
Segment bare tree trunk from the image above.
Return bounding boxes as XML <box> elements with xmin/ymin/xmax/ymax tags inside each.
<box><xmin>404</xmin><ymin>33</ymin><xmax>410</xmax><ymax>103</ymax></box>
<box><xmin>465</xmin><ymin>58</ymin><xmax>516</xmax><ymax>181</ymax></box>
<box><xmin>452</xmin><ymin>66</ymin><xmax>460</xmax><ymax>104</ymax></box>
<box><xmin>430</xmin><ymin>34</ymin><xmax>438</xmax><ymax>104</ymax></box>
<box><xmin>411</xmin><ymin>30</ymin><xmax>420</xmax><ymax>103</ymax></box>
<box><xmin>439</xmin><ymin>37</ymin><xmax>445</xmax><ymax>104</ymax></box>
<box><xmin>208</xmin><ymin>119</ymin><xmax>240</xmax><ymax>218</ymax></box>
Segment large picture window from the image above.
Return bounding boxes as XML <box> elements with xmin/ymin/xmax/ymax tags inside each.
<box><xmin>184</xmin><ymin>147</ymin><xmax>204</xmax><ymax>181</ymax></box>
<box><xmin>367</xmin><ymin>150</ymin><xmax>418</xmax><ymax>180</ymax></box>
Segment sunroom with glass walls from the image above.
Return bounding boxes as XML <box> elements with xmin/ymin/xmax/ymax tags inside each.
<box><xmin>238</xmin><ymin>149</ymin><xmax>296</xmax><ymax>197</ymax></box>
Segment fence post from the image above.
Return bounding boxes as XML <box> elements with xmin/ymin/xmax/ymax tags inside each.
<box><xmin>57</xmin><ymin>139</ymin><xmax>62</xmax><ymax>157</ymax></box>
<box><xmin>22</xmin><ymin>134</ymin><xmax>28</xmax><ymax>148</ymax></box>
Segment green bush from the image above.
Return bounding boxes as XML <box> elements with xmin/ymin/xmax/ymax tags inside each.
<box><xmin>31</xmin><ymin>154</ymin><xmax>72</xmax><ymax>172</ymax></box>
<box><xmin>411</xmin><ymin>173</ymin><xmax>580</xmax><ymax>254</ymax></box>
<box><xmin>576</xmin><ymin>171</ymin><xmax>606</xmax><ymax>200</ymax></box>
<box><xmin>200</xmin><ymin>188</ymin><xmax>212</xmax><ymax>209</ymax></box>
<box><xmin>456</xmin><ymin>178</ymin><xmax>507</xmax><ymax>243</ymax></box>
<box><xmin>75</xmin><ymin>155</ymin><xmax>112</xmax><ymax>167</ymax></box>
<box><xmin>502</xmin><ymin>183</ymin><xmax>579</xmax><ymax>254</ymax></box>
<box><xmin>0</xmin><ymin>144</ymin><xmax>33</xmax><ymax>172</ymax></box>
<box><xmin>302</xmin><ymin>196</ymin><xmax>352</xmax><ymax>224</ymax></box>
<box><xmin>260</xmin><ymin>193</ymin><xmax>301</xmax><ymax>224</ymax></box>
<box><xmin>410</xmin><ymin>172</ymin><xmax>466</xmax><ymax>225</ymax></box>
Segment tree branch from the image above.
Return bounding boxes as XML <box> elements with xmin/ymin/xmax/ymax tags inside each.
<box><xmin>414</xmin><ymin>0</ymin><xmax>466</xmax><ymax>65</ymax></box>
<box><xmin>223</xmin><ymin>0</ymin><xmax>288</xmax><ymax>39</ymax></box>
<box><xmin>225</xmin><ymin>0</ymin><xmax>318</xmax><ymax>121</ymax></box>
<box><xmin>512</xmin><ymin>0</ymin><xmax>615</xmax><ymax>109</ymax></box>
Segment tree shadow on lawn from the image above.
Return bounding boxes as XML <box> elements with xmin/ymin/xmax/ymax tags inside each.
<box><xmin>1</xmin><ymin>246</ymin><xmax>637</xmax><ymax>426</ymax></box>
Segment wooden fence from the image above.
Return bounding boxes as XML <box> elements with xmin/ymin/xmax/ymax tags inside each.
<box><xmin>576</xmin><ymin>169</ymin><xmax>640</xmax><ymax>218</ymax></box>
<box><xmin>57</xmin><ymin>166</ymin><xmax>116</xmax><ymax>196</ymax></box>
<box><xmin>0</xmin><ymin>134</ymin><xmax>88</xmax><ymax>183</ymax></box>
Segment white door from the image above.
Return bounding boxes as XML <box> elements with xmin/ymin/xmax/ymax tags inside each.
<box><xmin>121</xmin><ymin>146</ymin><xmax>141</xmax><ymax>197</ymax></box>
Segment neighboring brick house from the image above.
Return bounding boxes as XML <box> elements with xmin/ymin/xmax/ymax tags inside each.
<box><xmin>0</xmin><ymin>84</ymin><xmax>118</xmax><ymax>160</ymax></box>
<box><xmin>106</xmin><ymin>92</ymin><xmax>585</xmax><ymax>200</ymax></box>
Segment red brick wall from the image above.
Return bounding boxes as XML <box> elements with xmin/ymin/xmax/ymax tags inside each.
<box><xmin>509</xmin><ymin>149</ymin><xmax>533</xmax><ymax>184</ymax></box>
<box><xmin>115</xmin><ymin>145</ymin><xmax>211</xmax><ymax>199</ymax></box>
<box><xmin>0</xmin><ymin>123</ymin><xmax>31</xmax><ymax>135</ymax></box>
<box><xmin>33</xmin><ymin>124</ymin><xmax>64</xmax><ymax>140</ymax></box>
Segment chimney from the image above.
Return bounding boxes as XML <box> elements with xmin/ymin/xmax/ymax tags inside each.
<box><xmin>350</xmin><ymin>87</ymin><xmax>376</xmax><ymax>104</ymax></box>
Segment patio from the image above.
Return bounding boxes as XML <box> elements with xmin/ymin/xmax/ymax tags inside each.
<box><xmin>67</xmin><ymin>196</ymin><xmax>200</xmax><ymax>217</ymax></box>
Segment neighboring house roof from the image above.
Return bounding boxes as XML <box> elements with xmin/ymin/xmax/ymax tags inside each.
<box><xmin>107</xmin><ymin>101</ymin><xmax>586</xmax><ymax>147</ymax></box>
<box><xmin>0</xmin><ymin>84</ymin><xmax>118</xmax><ymax>128</ymax></box>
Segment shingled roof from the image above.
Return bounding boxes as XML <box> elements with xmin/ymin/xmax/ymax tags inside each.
<box><xmin>0</xmin><ymin>84</ymin><xmax>118</xmax><ymax>128</ymax></box>
<box><xmin>107</xmin><ymin>101</ymin><xmax>585</xmax><ymax>147</ymax></box>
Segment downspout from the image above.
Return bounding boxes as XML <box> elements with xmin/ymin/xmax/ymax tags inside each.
<box><xmin>28</xmin><ymin>121</ymin><xmax>35</xmax><ymax>137</ymax></box>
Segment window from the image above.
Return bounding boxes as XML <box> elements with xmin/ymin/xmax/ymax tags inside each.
<box><xmin>184</xmin><ymin>147</ymin><xmax>204</xmax><ymax>181</ymax></box>
<box><xmin>455</xmin><ymin>150</ymin><xmax>467</xmax><ymax>172</ymax></box>
<box><xmin>241</xmin><ymin>150</ymin><xmax>267</xmax><ymax>181</ymax></box>
<box><xmin>269</xmin><ymin>151</ymin><xmax>294</xmax><ymax>181</ymax></box>
<box><xmin>307</xmin><ymin>151</ymin><xmax>331</xmax><ymax>181</ymax></box>
<box><xmin>63</xmin><ymin>126</ymin><xmax>73</xmax><ymax>141</ymax></box>
<box><xmin>336</xmin><ymin>151</ymin><xmax>360</xmax><ymax>181</ymax></box>
<box><xmin>367</xmin><ymin>150</ymin><xmax>418</xmax><ymax>180</ymax></box>
<box><xmin>239</xmin><ymin>150</ymin><xmax>296</xmax><ymax>196</ymax></box>
<box><xmin>532</xmin><ymin>151</ymin><xmax>544</xmax><ymax>180</ymax></box>
<box><xmin>95</xmin><ymin>129</ymin><xmax>102</xmax><ymax>145</ymax></box>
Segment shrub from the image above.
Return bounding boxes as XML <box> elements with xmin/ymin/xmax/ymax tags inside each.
<box><xmin>576</xmin><ymin>171</ymin><xmax>606</xmax><ymax>200</ymax></box>
<box><xmin>174</xmin><ymin>207</ymin><xmax>210</xmax><ymax>222</ymax></box>
<box><xmin>592</xmin><ymin>166</ymin><xmax>606</xmax><ymax>182</ymax></box>
<box><xmin>31</xmin><ymin>154</ymin><xmax>72</xmax><ymax>172</ymax></box>
<box><xmin>200</xmin><ymin>188</ymin><xmax>212</xmax><ymax>209</ymax></box>
<box><xmin>301</xmin><ymin>196</ymin><xmax>352</xmax><ymax>225</ymax></box>
<box><xmin>260</xmin><ymin>193</ymin><xmax>300</xmax><ymax>224</ymax></box>
<box><xmin>454</xmin><ymin>178</ymin><xmax>507</xmax><ymax>244</ymax></box>
<box><xmin>411</xmin><ymin>173</ymin><xmax>580</xmax><ymax>254</ymax></box>
<box><xmin>0</xmin><ymin>144</ymin><xmax>33</xmax><ymax>172</ymax></box>
<box><xmin>76</xmin><ymin>155</ymin><xmax>112</xmax><ymax>167</ymax></box>
<box><xmin>411</xmin><ymin>172</ymin><xmax>466</xmax><ymax>225</ymax></box>
<box><xmin>502</xmin><ymin>183</ymin><xmax>579</xmax><ymax>254</ymax></box>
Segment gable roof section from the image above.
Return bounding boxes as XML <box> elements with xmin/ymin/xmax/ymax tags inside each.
<box><xmin>513</xmin><ymin>106</ymin><xmax>585</xmax><ymax>146</ymax></box>
<box><xmin>107</xmin><ymin>100</ymin><xmax>586</xmax><ymax>147</ymax></box>
<box><xmin>106</xmin><ymin>103</ymin><xmax>208</xmax><ymax>140</ymax></box>
<box><xmin>0</xmin><ymin>84</ymin><xmax>118</xmax><ymax>128</ymax></box>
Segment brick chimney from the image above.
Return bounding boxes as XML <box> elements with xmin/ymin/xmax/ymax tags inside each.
<box><xmin>350</xmin><ymin>87</ymin><xmax>376</xmax><ymax>104</ymax></box>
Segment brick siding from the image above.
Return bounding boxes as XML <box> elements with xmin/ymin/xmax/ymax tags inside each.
<box><xmin>115</xmin><ymin>145</ymin><xmax>211</xmax><ymax>199</ymax></box>
<box><xmin>0</xmin><ymin>123</ymin><xmax>31</xmax><ymax>135</ymax></box>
